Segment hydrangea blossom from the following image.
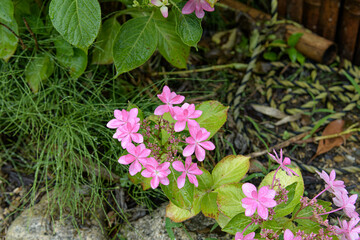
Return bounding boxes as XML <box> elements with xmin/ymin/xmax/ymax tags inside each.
<box><xmin>268</xmin><ymin>149</ymin><xmax>299</xmax><ymax>177</ymax></box>
<box><xmin>172</xmin><ymin>156</ymin><xmax>203</xmax><ymax>188</ymax></box>
<box><xmin>154</xmin><ymin>85</ymin><xmax>185</xmax><ymax>116</ymax></box>
<box><xmin>241</xmin><ymin>183</ymin><xmax>277</xmax><ymax>220</ymax></box>
<box><xmin>151</xmin><ymin>0</ymin><xmax>169</xmax><ymax>18</ymax></box>
<box><xmin>182</xmin><ymin>0</ymin><xmax>214</xmax><ymax>18</ymax></box>
<box><xmin>316</xmin><ymin>170</ymin><xmax>348</xmax><ymax>195</ymax></box>
<box><xmin>173</xmin><ymin>103</ymin><xmax>202</xmax><ymax>132</ymax></box>
<box><xmin>283</xmin><ymin>229</ymin><xmax>301</xmax><ymax>240</ymax></box>
<box><xmin>118</xmin><ymin>143</ymin><xmax>151</xmax><ymax>176</ymax></box>
<box><xmin>107</xmin><ymin>108</ymin><xmax>140</xmax><ymax>129</ymax></box>
<box><xmin>183</xmin><ymin>124</ymin><xmax>215</xmax><ymax>161</ymax></box>
<box><xmin>333</xmin><ymin>192</ymin><xmax>359</xmax><ymax>218</ymax></box>
<box><xmin>335</xmin><ymin>218</ymin><xmax>360</xmax><ymax>240</ymax></box>
<box><xmin>235</xmin><ymin>232</ymin><xmax>257</xmax><ymax>240</ymax></box>
<box><xmin>113</xmin><ymin>122</ymin><xmax>143</xmax><ymax>149</ymax></box>
<box><xmin>141</xmin><ymin>161</ymin><xmax>171</xmax><ymax>189</ymax></box>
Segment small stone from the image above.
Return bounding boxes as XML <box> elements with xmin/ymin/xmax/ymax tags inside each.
<box><xmin>345</xmin><ymin>155</ymin><xmax>356</xmax><ymax>163</ymax></box>
<box><xmin>334</xmin><ymin>155</ymin><xmax>345</xmax><ymax>163</ymax></box>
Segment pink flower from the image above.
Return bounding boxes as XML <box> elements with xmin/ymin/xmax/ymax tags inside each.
<box><xmin>268</xmin><ymin>149</ymin><xmax>299</xmax><ymax>177</ymax></box>
<box><xmin>283</xmin><ymin>229</ymin><xmax>301</xmax><ymax>240</ymax></box>
<box><xmin>335</xmin><ymin>218</ymin><xmax>360</xmax><ymax>240</ymax></box>
<box><xmin>141</xmin><ymin>161</ymin><xmax>171</xmax><ymax>189</ymax></box>
<box><xmin>151</xmin><ymin>0</ymin><xmax>169</xmax><ymax>18</ymax></box>
<box><xmin>182</xmin><ymin>0</ymin><xmax>214</xmax><ymax>19</ymax></box>
<box><xmin>235</xmin><ymin>232</ymin><xmax>257</xmax><ymax>240</ymax></box>
<box><xmin>172</xmin><ymin>156</ymin><xmax>203</xmax><ymax>188</ymax></box>
<box><xmin>333</xmin><ymin>193</ymin><xmax>359</xmax><ymax>218</ymax></box>
<box><xmin>113</xmin><ymin>122</ymin><xmax>143</xmax><ymax>149</ymax></box>
<box><xmin>118</xmin><ymin>143</ymin><xmax>151</xmax><ymax>176</ymax></box>
<box><xmin>241</xmin><ymin>183</ymin><xmax>277</xmax><ymax>220</ymax></box>
<box><xmin>107</xmin><ymin>108</ymin><xmax>140</xmax><ymax>129</ymax></box>
<box><xmin>154</xmin><ymin>86</ymin><xmax>185</xmax><ymax>116</ymax></box>
<box><xmin>173</xmin><ymin>103</ymin><xmax>202</xmax><ymax>132</ymax></box>
<box><xmin>183</xmin><ymin>124</ymin><xmax>215</xmax><ymax>161</ymax></box>
<box><xmin>316</xmin><ymin>170</ymin><xmax>347</xmax><ymax>195</ymax></box>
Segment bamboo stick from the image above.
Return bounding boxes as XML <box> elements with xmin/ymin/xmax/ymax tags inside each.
<box><xmin>287</xmin><ymin>0</ymin><xmax>304</xmax><ymax>23</ymax></box>
<box><xmin>317</xmin><ymin>0</ymin><xmax>341</xmax><ymax>40</ymax></box>
<box><xmin>278</xmin><ymin>0</ymin><xmax>287</xmax><ymax>18</ymax></box>
<box><xmin>303</xmin><ymin>0</ymin><xmax>322</xmax><ymax>32</ymax></box>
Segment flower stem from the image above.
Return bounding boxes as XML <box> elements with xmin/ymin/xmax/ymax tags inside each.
<box><xmin>271</xmin><ymin>166</ymin><xmax>280</xmax><ymax>189</ymax></box>
<box><xmin>311</xmin><ymin>185</ymin><xmax>330</xmax><ymax>201</ymax></box>
<box><xmin>241</xmin><ymin>222</ymin><xmax>253</xmax><ymax>235</ymax></box>
<box><xmin>319</xmin><ymin>207</ymin><xmax>344</xmax><ymax>216</ymax></box>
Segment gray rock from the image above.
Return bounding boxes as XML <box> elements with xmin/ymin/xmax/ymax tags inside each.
<box><xmin>6</xmin><ymin>193</ymin><xmax>107</xmax><ymax>240</ymax></box>
<box><xmin>120</xmin><ymin>203</ymin><xmax>233</xmax><ymax>240</ymax></box>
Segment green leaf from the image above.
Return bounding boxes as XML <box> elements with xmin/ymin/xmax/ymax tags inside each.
<box><xmin>201</xmin><ymin>192</ymin><xmax>219</xmax><ymax>219</ymax></box>
<box><xmin>25</xmin><ymin>54</ymin><xmax>54</xmax><ymax>93</ymax></box>
<box><xmin>161</xmin><ymin>166</ymin><xmax>194</xmax><ymax>209</ymax></box>
<box><xmin>222</xmin><ymin>213</ymin><xmax>259</xmax><ymax>235</ymax></box>
<box><xmin>55</xmin><ymin>38</ymin><xmax>87</xmax><ymax>78</ymax></box>
<box><xmin>262</xmin><ymin>217</ymin><xmax>294</xmax><ymax>232</ymax></box>
<box><xmin>216</xmin><ymin>212</ymin><xmax>231</xmax><ymax>228</ymax></box>
<box><xmin>296</xmin><ymin>52</ymin><xmax>305</xmax><ymax>65</ymax></box>
<box><xmin>128</xmin><ymin>171</ymin><xmax>151</xmax><ymax>190</ymax></box>
<box><xmin>113</xmin><ymin>16</ymin><xmax>158</xmax><ymax>75</ymax></box>
<box><xmin>154</xmin><ymin>13</ymin><xmax>190</xmax><ymax>69</ymax></box>
<box><xmin>215</xmin><ymin>183</ymin><xmax>246</xmax><ymax>218</ymax></box>
<box><xmin>92</xmin><ymin>17</ymin><xmax>121</xmax><ymax>65</ymax></box>
<box><xmin>259</xmin><ymin>167</ymin><xmax>304</xmax><ymax>218</ymax></box>
<box><xmin>287</xmin><ymin>47</ymin><xmax>297</xmax><ymax>63</ymax></box>
<box><xmin>287</xmin><ymin>33</ymin><xmax>303</xmax><ymax>48</ymax></box>
<box><xmin>165</xmin><ymin>217</ymin><xmax>183</xmax><ymax>239</ymax></box>
<box><xmin>294</xmin><ymin>200</ymin><xmax>331</xmax><ymax>229</ymax></box>
<box><xmin>49</xmin><ymin>0</ymin><xmax>101</xmax><ymax>50</ymax></box>
<box><xmin>263</xmin><ymin>51</ymin><xmax>277</xmax><ymax>61</ymax></box>
<box><xmin>197</xmin><ymin>167</ymin><xmax>213</xmax><ymax>191</ymax></box>
<box><xmin>195</xmin><ymin>101</ymin><xmax>228</xmax><ymax>139</ymax></box>
<box><xmin>0</xmin><ymin>15</ymin><xmax>18</xmax><ymax>61</ymax></box>
<box><xmin>212</xmin><ymin>155</ymin><xmax>250</xmax><ymax>189</ymax></box>
<box><xmin>165</xmin><ymin>197</ymin><xmax>201</xmax><ymax>222</ymax></box>
<box><xmin>0</xmin><ymin>0</ymin><xmax>14</xmax><ymax>22</ymax></box>
<box><xmin>173</xmin><ymin>4</ymin><xmax>202</xmax><ymax>48</ymax></box>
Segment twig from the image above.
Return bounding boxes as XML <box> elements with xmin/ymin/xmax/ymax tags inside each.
<box><xmin>294</xmin><ymin>127</ymin><xmax>360</xmax><ymax>144</ymax></box>
<box><xmin>151</xmin><ymin>63</ymin><xmax>248</xmax><ymax>76</ymax></box>
<box><xmin>0</xmin><ymin>22</ymin><xmax>26</xmax><ymax>50</ymax></box>
<box><xmin>23</xmin><ymin>17</ymin><xmax>39</xmax><ymax>50</ymax></box>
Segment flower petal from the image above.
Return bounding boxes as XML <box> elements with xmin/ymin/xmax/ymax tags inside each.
<box><xmin>118</xmin><ymin>154</ymin><xmax>136</xmax><ymax>165</ymax></box>
<box><xmin>199</xmin><ymin>141</ymin><xmax>215</xmax><ymax>150</ymax></box>
<box><xmin>172</xmin><ymin>161</ymin><xmax>185</xmax><ymax>172</ymax></box>
<box><xmin>150</xmin><ymin>176</ymin><xmax>160</xmax><ymax>189</ymax></box>
<box><xmin>154</xmin><ymin>105</ymin><xmax>169</xmax><ymax>115</ymax></box>
<box><xmin>129</xmin><ymin>160</ymin><xmax>142</xmax><ymax>176</ymax></box>
<box><xmin>174</xmin><ymin>120</ymin><xmax>186</xmax><ymax>132</ymax></box>
<box><xmin>182</xmin><ymin>0</ymin><xmax>196</xmax><ymax>14</ymax></box>
<box><xmin>177</xmin><ymin>172</ymin><xmax>187</xmax><ymax>189</ymax></box>
<box><xmin>183</xmin><ymin>144</ymin><xmax>196</xmax><ymax>157</ymax></box>
<box><xmin>195</xmin><ymin>145</ymin><xmax>206</xmax><ymax>161</ymax></box>
<box><xmin>242</xmin><ymin>183</ymin><xmax>257</xmax><ymax>198</ymax></box>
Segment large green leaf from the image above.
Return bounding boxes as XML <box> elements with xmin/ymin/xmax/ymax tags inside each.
<box><xmin>55</xmin><ymin>37</ymin><xmax>87</xmax><ymax>78</ymax></box>
<box><xmin>92</xmin><ymin>17</ymin><xmax>121</xmax><ymax>65</ymax></box>
<box><xmin>201</xmin><ymin>192</ymin><xmax>219</xmax><ymax>219</ymax></box>
<box><xmin>49</xmin><ymin>0</ymin><xmax>101</xmax><ymax>50</ymax></box>
<box><xmin>165</xmin><ymin>196</ymin><xmax>201</xmax><ymax>222</ymax></box>
<box><xmin>161</xmin><ymin>166</ymin><xmax>194</xmax><ymax>210</ymax></box>
<box><xmin>153</xmin><ymin>13</ymin><xmax>189</xmax><ymax>69</ymax></box>
<box><xmin>128</xmin><ymin>171</ymin><xmax>151</xmax><ymax>190</ymax></box>
<box><xmin>212</xmin><ymin>155</ymin><xmax>250</xmax><ymax>189</ymax></box>
<box><xmin>294</xmin><ymin>200</ymin><xmax>331</xmax><ymax>230</ymax></box>
<box><xmin>222</xmin><ymin>213</ymin><xmax>259</xmax><ymax>235</ymax></box>
<box><xmin>173</xmin><ymin>4</ymin><xmax>202</xmax><ymax>48</ymax></box>
<box><xmin>259</xmin><ymin>167</ymin><xmax>304</xmax><ymax>218</ymax></box>
<box><xmin>0</xmin><ymin>15</ymin><xmax>18</xmax><ymax>61</ymax></box>
<box><xmin>196</xmin><ymin>167</ymin><xmax>213</xmax><ymax>191</ymax></box>
<box><xmin>0</xmin><ymin>0</ymin><xmax>14</xmax><ymax>22</ymax></box>
<box><xmin>113</xmin><ymin>15</ymin><xmax>158</xmax><ymax>75</ymax></box>
<box><xmin>215</xmin><ymin>183</ymin><xmax>246</xmax><ymax>218</ymax></box>
<box><xmin>195</xmin><ymin>101</ymin><xmax>228</xmax><ymax>138</ymax></box>
<box><xmin>25</xmin><ymin>54</ymin><xmax>54</xmax><ymax>93</ymax></box>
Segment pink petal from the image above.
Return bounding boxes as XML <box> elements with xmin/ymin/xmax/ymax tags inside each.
<box><xmin>284</xmin><ymin>229</ymin><xmax>294</xmax><ymax>240</ymax></box>
<box><xmin>154</xmin><ymin>105</ymin><xmax>170</xmax><ymax>115</ymax></box>
<box><xmin>183</xmin><ymin>144</ymin><xmax>196</xmax><ymax>157</ymax></box>
<box><xmin>160</xmin><ymin>5</ymin><xmax>168</xmax><ymax>18</ymax></box>
<box><xmin>151</xmin><ymin>0</ymin><xmax>162</xmax><ymax>6</ymax></box>
<box><xmin>141</xmin><ymin>169</ymin><xmax>152</xmax><ymax>178</ymax></box>
<box><xmin>188</xmin><ymin>164</ymin><xmax>203</xmax><ymax>175</ymax></box>
<box><xmin>198</xmin><ymin>129</ymin><xmax>210</xmax><ymax>141</ymax></box>
<box><xmin>187</xmin><ymin>174</ymin><xmax>198</xmax><ymax>187</ymax></box>
<box><xmin>244</xmin><ymin>202</ymin><xmax>257</xmax><ymax>217</ymax></box>
<box><xmin>200</xmin><ymin>0</ymin><xmax>214</xmax><ymax>11</ymax></box>
<box><xmin>139</xmin><ymin>148</ymin><xmax>151</xmax><ymax>158</ymax></box>
<box><xmin>177</xmin><ymin>172</ymin><xmax>187</xmax><ymax>188</ymax></box>
<box><xmin>160</xmin><ymin>177</ymin><xmax>169</xmax><ymax>185</ymax></box>
<box><xmin>129</xmin><ymin>160</ymin><xmax>142</xmax><ymax>176</ymax></box>
<box><xmin>189</xmin><ymin>110</ymin><xmax>202</xmax><ymax>119</ymax></box>
<box><xmin>131</xmin><ymin>133</ymin><xmax>143</xmax><ymax>143</ymax></box>
<box><xmin>242</xmin><ymin>183</ymin><xmax>257</xmax><ymax>198</ymax></box>
<box><xmin>195</xmin><ymin>145</ymin><xmax>206</xmax><ymax>161</ymax></box>
<box><xmin>260</xmin><ymin>198</ymin><xmax>277</xmax><ymax>208</ymax></box>
<box><xmin>244</xmin><ymin>232</ymin><xmax>256</xmax><ymax>240</ymax></box>
<box><xmin>242</xmin><ymin>197</ymin><xmax>256</xmax><ymax>205</ymax></box>
<box><xmin>185</xmin><ymin>156</ymin><xmax>192</xmax><ymax>169</ymax></box>
<box><xmin>188</xmin><ymin>123</ymin><xmax>200</xmax><ymax>139</ymax></box>
<box><xmin>114</xmin><ymin>109</ymin><xmax>123</xmax><ymax>119</ymax></box>
<box><xmin>174</xmin><ymin>120</ymin><xmax>186</xmax><ymax>132</ymax></box>
<box><xmin>185</xmin><ymin>136</ymin><xmax>196</xmax><ymax>144</ymax></box>
<box><xmin>187</xmin><ymin>119</ymin><xmax>198</xmax><ymax>127</ymax></box>
<box><xmin>258</xmin><ymin>185</ymin><xmax>271</xmax><ymax>198</ymax></box>
<box><xmin>283</xmin><ymin>157</ymin><xmax>291</xmax><ymax>165</ymax></box>
<box><xmin>257</xmin><ymin>204</ymin><xmax>269</xmax><ymax>220</ymax></box>
<box><xmin>195</xmin><ymin>6</ymin><xmax>205</xmax><ymax>18</ymax></box>
<box><xmin>121</xmin><ymin>135</ymin><xmax>131</xmax><ymax>149</ymax></box>
<box><xmin>172</xmin><ymin>161</ymin><xmax>185</xmax><ymax>172</ymax></box>
<box><xmin>151</xmin><ymin>176</ymin><xmax>160</xmax><ymax>189</ymax></box>
<box><xmin>107</xmin><ymin>119</ymin><xmax>123</xmax><ymax>129</ymax></box>
<box><xmin>182</xmin><ymin>0</ymin><xmax>196</xmax><ymax>14</ymax></box>
<box><xmin>158</xmin><ymin>162</ymin><xmax>170</xmax><ymax>172</ymax></box>
<box><xmin>126</xmin><ymin>143</ymin><xmax>136</xmax><ymax>155</ymax></box>
<box><xmin>199</xmin><ymin>141</ymin><xmax>215</xmax><ymax>150</ymax></box>
<box><xmin>170</xmin><ymin>95</ymin><xmax>185</xmax><ymax>104</ymax></box>
<box><xmin>172</xmin><ymin>107</ymin><xmax>184</xmax><ymax>120</ymax></box>
<box><xmin>118</xmin><ymin>154</ymin><xmax>136</xmax><ymax>165</ymax></box>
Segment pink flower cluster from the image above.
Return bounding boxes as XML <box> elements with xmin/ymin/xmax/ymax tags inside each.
<box><xmin>107</xmin><ymin>86</ymin><xmax>215</xmax><ymax>189</ymax></box>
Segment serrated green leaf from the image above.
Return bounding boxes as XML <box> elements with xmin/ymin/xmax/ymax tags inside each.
<box><xmin>154</xmin><ymin>13</ymin><xmax>189</xmax><ymax>68</ymax></box>
<box><xmin>173</xmin><ymin>4</ymin><xmax>202</xmax><ymax>48</ymax></box>
<box><xmin>212</xmin><ymin>155</ymin><xmax>250</xmax><ymax>189</ymax></box>
<box><xmin>113</xmin><ymin>16</ymin><xmax>158</xmax><ymax>75</ymax></box>
<box><xmin>128</xmin><ymin>171</ymin><xmax>151</xmax><ymax>190</ymax></box>
<box><xmin>92</xmin><ymin>17</ymin><xmax>121</xmax><ymax>65</ymax></box>
<box><xmin>197</xmin><ymin>167</ymin><xmax>213</xmax><ymax>191</ymax></box>
<box><xmin>222</xmin><ymin>213</ymin><xmax>259</xmax><ymax>235</ymax></box>
<box><xmin>215</xmin><ymin>183</ymin><xmax>246</xmax><ymax>218</ymax></box>
<box><xmin>262</xmin><ymin>217</ymin><xmax>294</xmax><ymax>232</ymax></box>
<box><xmin>49</xmin><ymin>0</ymin><xmax>101</xmax><ymax>49</ymax></box>
<box><xmin>195</xmin><ymin>101</ymin><xmax>228</xmax><ymax>139</ymax></box>
<box><xmin>0</xmin><ymin>0</ymin><xmax>14</xmax><ymax>22</ymax></box>
<box><xmin>287</xmin><ymin>33</ymin><xmax>303</xmax><ymax>48</ymax></box>
<box><xmin>161</xmin><ymin>166</ymin><xmax>194</xmax><ymax>209</ymax></box>
<box><xmin>259</xmin><ymin>167</ymin><xmax>304</xmax><ymax>218</ymax></box>
<box><xmin>25</xmin><ymin>54</ymin><xmax>54</xmax><ymax>93</ymax></box>
<box><xmin>201</xmin><ymin>192</ymin><xmax>219</xmax><ymax>219</ymax></box>
<box><xmin>165</xmin><ymin>196</ymin><xmax>201</xmax><ymax>222</ymax></box>
<box><xmin>0</xmin><ymin>15</ymin><xmax>18</xmax><ymax>61</ymax></box>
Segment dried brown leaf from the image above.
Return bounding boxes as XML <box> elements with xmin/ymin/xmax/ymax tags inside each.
<box><xmin>251</xmin><ymin>104</ymin><xmax>288</xmax><ymax>119</ymax></box>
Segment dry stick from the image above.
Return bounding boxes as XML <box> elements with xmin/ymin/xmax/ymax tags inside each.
<box><xmin>0</xmin><ymin>22</ymin><xmax>26</xmax><ymax>50</ymax></box>
<box><xmin>23</xmin><ymin>17</ymin><xmax>39</xmax><ymax>50</ymax></box>
<box><xmin>152</xmin><ymin>63</ymin><xmax>248</xmax><ymax>76</ymax></box>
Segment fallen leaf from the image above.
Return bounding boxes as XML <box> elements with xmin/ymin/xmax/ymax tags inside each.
<box><xmin>251</xmin><ymin>104</ymin><xmax>288</xmax><ymax>119</ymax></box>
<box><xmin>275</xmin><ymin>113</ymin><xmax>302</xmax><ymax>126</ymax></box>
<box><xmin>310</xmin><ymin>119</ymin><xmax>352</xmax><ymax>162</ymax></box>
